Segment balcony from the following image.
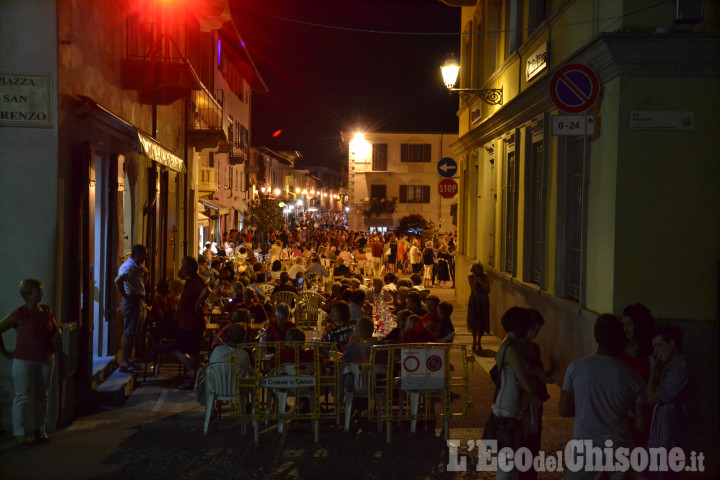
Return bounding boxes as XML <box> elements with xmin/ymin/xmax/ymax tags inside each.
<box><xmin>187</xmin><ymin>89</ymin><xmax>226</xmax><ymax>150</ymax></box>
<box><xmin>119</xmin><ymin>9</ymin><xmax>209</xmax><ymax>105</ymax></box>
<box><xmin>198</xmin><ymin>167</ymin><xmax>218</xmax><ymax>195</ymax></box>
<box><xmin>229</xmin><ymin>141</ymin><xmax>248</xmax><ymax>165</ymax></box>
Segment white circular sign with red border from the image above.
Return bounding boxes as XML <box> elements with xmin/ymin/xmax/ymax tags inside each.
<box><xmin>549</xmin><ymin>64</ymin><xmax>600</xmax><ymax>114</ymax></box>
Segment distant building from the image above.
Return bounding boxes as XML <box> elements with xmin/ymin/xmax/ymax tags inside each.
<box><xmin>344</xmin><ymin>131</ymin><xmax>458</xmax><ymax>233</ymax></box>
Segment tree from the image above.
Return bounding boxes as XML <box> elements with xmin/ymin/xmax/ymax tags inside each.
<box><xmin>242</xmin><ymin>193</ymin><xmax>285</xmax><ymax>242</ymax></box>
<box><xmin>395</xmin><ymin>214</ymin><xmax>439</xmax><ymax>243</ymax></box>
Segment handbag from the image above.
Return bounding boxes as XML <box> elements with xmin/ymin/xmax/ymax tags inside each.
<box><xmin>482</xmin><ymin>345</ymin><xmax>506</xmax><ymax>439</ymax></box>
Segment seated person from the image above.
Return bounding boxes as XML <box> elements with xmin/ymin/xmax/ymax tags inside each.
<box><xmin>237</xmin><ymin>287</ymin><xmax>268</xmax><ymax>325</ymax></box>
<box><xmin>224</xmin><ymin>281</ymin><xmax>245</xmax><ymax>314</ymax></box>
<box><xmin>341</xmin><ymin>317</ymin><xmax>379</xmax><ymax>365</ymax></box>
<box><xmin>269</xmin><ymin>260</ymin><xmax>283</xmax><ymax>281</ymax></box>
<box><xmin>332</xmin><ymin>258</ymin><xmax>351</xmax><ymax>278</ymax></box>
<box><xmin>272</xmin><ymin>271</ymin><xmax>299</xmax><ymax>296</ymax></box>
<box><xmin>269</xmin><ymin>328</ymin><xmax>315</xmax><ymax>368</ymax></box>
<box><xmin>410</xmin><ymin>273</ymin><xmax>426</xmax><ymax>291</ymax></box>
<box><xmin>401</xmin><ymin>314</ymin><xmax>437</xmax><ymax>343</ymax></box>
<box><xmin>383</xmin><ymin>309</ymin><xmax>412</xmax><ymax>344</ymax></box>
<box><xmin>195</xmin><ymin>323</ymin><xmax>253</xmax><ymax>406</ymax></box>
<box><xmin>321</xmin><ymin>282</ymin><xmax>344</xmax><ymax>313</ymax></box>
<box><xmin>420</xmin><ymin>295</ymin><xmax>440</xmax><ymax>329</ymax></box>
<box><xmin>406</xmin><ymin>290</ymin><xmax>429</xmax><ymax>317</ymax></box>
<box><xmin>306</xmin><ymin>255</ymin><xmax>330</xmax><ymax>279</ymax></box>
<box><xmin>266</xmin><ymin>303</ymin><xmax>296</xmax><ymax>342</ymax></box>
<box><xmin>349</xmin><ymin>288</ymin><xmax>368</xmax><ymax>322</ymax></box>
<box><xmin>393</xmin><ymin>286</ymin><xmax>410</xmax><ymax>315</ymax></box>
<box><xmin>150</xmin><ymin>279</ymin><xmax>172</xmax><ymax>324</ymax></box>
<box><xmin>321</xmin><ymin>300</ymin><xmax>354</xmax><ymax>352</ymax></box>
<box><xmin>430</xmin><ymin>301</ymin><xmax>456</xmax><ymax>340</ymax></box>
<box><xmin>287</xmin><ymin>257</ymin><xmax>306</xmax><ymax>282</ymax></box>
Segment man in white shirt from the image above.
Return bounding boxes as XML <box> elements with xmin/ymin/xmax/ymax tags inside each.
<box><xmin>560</xmin><ymin>314</ymin><xmax>648</xmax><ymax>480</ymax></box>
<box><xmin>287</xmin><ymin>257</ymin><xmax>307</xmax><ymax>283</ymax></box>
<box><xmin>114</xmin><ymin>244</ymin><xmax>147</xmax><ymax>373</ymax></box>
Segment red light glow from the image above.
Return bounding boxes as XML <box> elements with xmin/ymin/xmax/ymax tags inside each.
<box><xmin>272</xmin><ymin>130</ymin><xmax>282</xmax><ymax>137</ymax></box>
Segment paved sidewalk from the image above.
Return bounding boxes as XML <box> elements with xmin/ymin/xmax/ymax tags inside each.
<box><xmin>0</xmin><ymin>285</ymin><xmax>716</xmax><ymax>479</ymax></box>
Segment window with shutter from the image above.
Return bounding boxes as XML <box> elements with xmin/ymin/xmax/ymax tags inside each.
<box><xmin>372</xmin><ymin>144</ymin><xmax>387</xmax><ymax>171</ymax></box>
<box><xmin>400</xmin><ymin>144</ymin><xmax>431</xmax><ymax>162</ymax></box>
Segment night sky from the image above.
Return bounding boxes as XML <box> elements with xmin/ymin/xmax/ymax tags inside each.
<box><xmin>230</xmin><ymin>0</ymin><xmax>461</xmax><ymax>169</ymax></box>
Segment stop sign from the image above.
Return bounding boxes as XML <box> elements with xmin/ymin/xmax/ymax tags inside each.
<box><xmin>438</xmin><ymin>179</ymin><xmax>458</xmax><ymax>199</ymax></box>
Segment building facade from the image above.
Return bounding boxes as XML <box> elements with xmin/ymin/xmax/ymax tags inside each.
<box><xmin>346</xmin><ymin>131</ymin><xmax>459</xmax><ymax>233</ymax></box>
<box><xmin>0</xmin><ymin>0</ymin><xmax>265</xmax><ymax>430</ymax></box>
<box><xmin>441</xmin><ymin>0</ymin><xmax>720</xmax><ymax>426</ymax></box>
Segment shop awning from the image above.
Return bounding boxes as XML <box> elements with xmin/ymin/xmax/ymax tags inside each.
<box><xmin>76</xmin><ymin>96</ymin><xmax>186</xmax><ymax>173</ymax></box>
<box><xmin>199</xmin><ymin>199</ymin><xmax>229</xmax><ymax>215</ymax></box>
<box><xmin>198</xmin><ymin>211</ymin><xmax>210</xmax><ymax>227</ymax></box>
<box><xmin>137</xmin><ymin>132</ymin><xmax>185</xmax><ymax>173</ymax></box>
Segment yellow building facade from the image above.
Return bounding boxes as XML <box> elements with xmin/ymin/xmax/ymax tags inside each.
<box><xmin>443</xmin><ymin>0</ymin><xmax>720</xmax><ymax>427</ymax></box>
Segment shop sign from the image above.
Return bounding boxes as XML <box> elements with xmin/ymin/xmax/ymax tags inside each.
<box><xmin>526</xmin><ymin>43</ymin><xmax>548</xmax><ymax>81</ymax></box>
<box><xmin>0</xmin><ymin>72</ymin><xmax>53</xmax><ymax>128</ymax></box>
<box><xmin>137</xmin><ymin>132</ymin><xmax>185</xmax><ymax>172</ymax></box>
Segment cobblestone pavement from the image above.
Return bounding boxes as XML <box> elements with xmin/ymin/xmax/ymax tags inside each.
<box><xmin>1</xmin><ymin>285</ymin><xmax>716</xmax><ymax>479</ymax></box>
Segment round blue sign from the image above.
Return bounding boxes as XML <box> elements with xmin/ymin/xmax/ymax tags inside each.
<box><xmin>437</xmin><ymin>157</ymin><xmax>457</xmax><ymax>178</ymax></box>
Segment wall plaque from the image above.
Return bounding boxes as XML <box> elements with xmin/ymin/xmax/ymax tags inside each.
<box><xmin>0</xmin><ymin>72</ymin><xmax>53</xmax><ymax>128</ymax></box>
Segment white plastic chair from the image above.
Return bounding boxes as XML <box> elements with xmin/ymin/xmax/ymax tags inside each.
<box><xmin>342</xmin><ymin>363</ymin><xmax>388</xmax><ymax>433</ymax></box>
<box><xmin>297</xmin><ymin>291</ymin><xmax>326</xmax><ymax>330</ymax></box>
<box><xmin>203</xmin><ymin>362</ymin><xmax>253</xmax><ymax>435</ymax></box>
<box><xmin>270</xmin><ymin>362</ymin><xmax>317</xmax><ymax>437</ymax></box>
<box><xmin>435</xmin><ymin>331</ymin><xmax>456</xmax><ymax>344</ymax></box>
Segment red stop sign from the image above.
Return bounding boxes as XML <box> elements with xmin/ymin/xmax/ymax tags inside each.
<box><xmin>438</xmin><ymin>179</ymin><xmax>458</xmax><ymax>199</ymax></box>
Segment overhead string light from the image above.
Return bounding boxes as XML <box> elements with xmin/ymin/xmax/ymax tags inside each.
<box><xmin>234</xmin><ymin>1</ymin><xmax>670</xmax><ymax>37</ymax></box>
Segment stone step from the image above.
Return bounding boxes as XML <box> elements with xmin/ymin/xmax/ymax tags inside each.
<box><xmin>94</xmin><ymin>368</ymin><xmax>136</xmax><ymax>406</ymax></box>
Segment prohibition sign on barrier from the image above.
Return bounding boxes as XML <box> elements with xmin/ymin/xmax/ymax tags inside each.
<box><xmin>426</xmin><ymin>355</ymin><xmax>443</xmax><ymax>372</ymax></box>
<box><xmin>403</xmin><ymin>355</ymin><xmax>420</xmax><ymax>373</ymax></box>
<box><xmin>549</xmin><ymin>64</ymin><xmax>600</xmax><ymax>114</ymax></box>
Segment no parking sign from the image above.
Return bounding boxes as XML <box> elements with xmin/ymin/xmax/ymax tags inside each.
<box><xmin>401</xmin><ymin>348</ymin><xmax>445</xmax><ymax>390</ymax></box>
<box><xmin>549</xmin><ymin>64</ymin><xmax>600</xmax><ymax>114</ymax></box>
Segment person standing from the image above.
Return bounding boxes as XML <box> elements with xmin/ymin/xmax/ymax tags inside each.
<box><xmin>114</xmin><ymin>244</ymin><xmax>147</xmax><ymax>373</ymax></box>
<box><xmin>560</xmin><ymin>314</ymin><xmax>648</xmax><ymax>480</ymax></box>
<box><xmin>467</xmin><ymin>261</ymin><xmax>491</xmax><ymax>355</ymax></box>
<box><xmin>408</xmin><ymin>239</ymin><xmax>422</xmax><ymax>275</ymax></box>
<box><xmin>0</xmin><ymin>279</ymin><xmax>63</xmax><ymax>446</ymax></box>
<box><xmin>436</xmin><ymin>244</ymin><xmax>452</xmax><ymax>288</ymax></box>
<box><xmin>174</xmin><ymin>256</ymin><xmax>210</xmax><ymax>389</ymax></box>
<box><xmin>647</xmin><ymin>325</ymin><xmax>692</xmax><ymax>468</ymax></box>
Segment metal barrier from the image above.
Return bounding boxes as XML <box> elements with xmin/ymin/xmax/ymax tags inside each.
<box><xmin>368</xmin><ymin>343</ymin><xmax>474</xmax><ymax>443</ymax></box>
<box><xmin>218</xmin><ymin>342</ymin><xmax>473</xmax><ymax>445</ymax></box>
<box><xmin>226</xmin><ymin>342</ymin><xmax>341</xmax><ymax>444</ymax></box>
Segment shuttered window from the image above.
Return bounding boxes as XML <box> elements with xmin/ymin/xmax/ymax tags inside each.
<box><xmin>400</xmin><ymin>144</ymin><xmax>431</xmax><ymax>162</ymax></box>
<box><xmin>399</xmin><ymin>185</ymin><xmax>430</xmax><ymax>203</ymax></box>
<box><xmin>372</xmin><ymin>144</ymin><xmax>387</xmax><ymax>171</ymax></box>
<box><xmin>370</xmin><ymin>184</ymin><xmax>387</xmax><ymax>200</ymax></box>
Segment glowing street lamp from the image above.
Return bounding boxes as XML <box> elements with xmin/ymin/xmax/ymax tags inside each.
<box><xmin>441</xmin><ymin>57</ymin><xmax>503</xmax><ymax>105</ymax></box>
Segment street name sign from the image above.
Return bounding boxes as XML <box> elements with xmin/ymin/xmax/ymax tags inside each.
<box><xmin>438</xmin><ymin>179</ymin><xmax>458</xmax><ymax>199</ymax></box>
<box><xmin>549</xmin><ymin>64</ymin><xmax>600</xmax><ymax>114</ymax></box>
<box><xmin>437</xmin><ymin>157</ymin><xmax>457</xmax><ymax>178</ymax></box>
<box><xmin>551</xmin><ymin>115</ymin><xmax>595</xmax><ymax>136</ymax></box>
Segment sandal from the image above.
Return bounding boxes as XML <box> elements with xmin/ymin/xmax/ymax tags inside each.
<box><xmin>16</xmin><ymin>436</ymin><xmax>34</xmax><ymax>447</ymax></box>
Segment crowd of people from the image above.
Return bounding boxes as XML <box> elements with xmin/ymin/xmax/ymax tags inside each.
<box><xmin>486</xmin><ymin>303</ymin><xmax>692</xmax><ymax>480</ymax></box>
<box><xmin>0</xmin><ymin>222</ymin><xmax>695</xmax><ymax>470</ymax></box>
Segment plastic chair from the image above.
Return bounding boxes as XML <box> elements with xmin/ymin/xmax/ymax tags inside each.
<box><xmin>297</xmin><ymin>291</ymin><xmax>326</xmax><ymax>330</ymax></box>
<box><xmin>435</xmin><ymin>331</ymin><xmax>456</xmax><ymax>344</ymax></box>
<box><xmin>203</xmin><ymin>361</ymin><xmax>254</xmax><ymax>435</ymax></box>
<box><xmin>342</xmin><ymin>363</ymin><xmax>388</xmax><ymax>433</ymax></box>
<box><xmin>270</xmin><ymin>362</ymin><xmax>317</xmax><ymax>437</ymax></box>
<box><xmin>270</xmin><ymin>291</ymin><xmax>302</xmax><ymax>321</ymax></box>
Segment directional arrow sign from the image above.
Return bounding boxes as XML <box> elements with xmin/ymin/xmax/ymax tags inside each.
<box><xmin>551</xmin><ymin>115</ymin><xmax>595</xmax><ymax>136</ymax></box>
<box><xmin>437</xmin><ymin>157</ymin><xmax>457</xmax><ymax>178</ymax></box>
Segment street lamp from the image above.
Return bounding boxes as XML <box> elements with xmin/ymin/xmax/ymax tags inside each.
<box><xmin>441</xmin><ymin>57</ymin><xmax>503</xmax><ymax>106</ymax></box>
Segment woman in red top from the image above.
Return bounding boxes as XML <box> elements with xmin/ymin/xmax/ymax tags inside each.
<box><xmin>0</xmin><ymin>279</ymin><xmax>62</xmax><ymax>446</ymax></box>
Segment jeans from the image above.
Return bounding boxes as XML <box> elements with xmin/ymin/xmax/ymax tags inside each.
<box><xmin>12</xmin><ymin>357</ymin><xmax>54</xmax><ymax>437</ymax></box>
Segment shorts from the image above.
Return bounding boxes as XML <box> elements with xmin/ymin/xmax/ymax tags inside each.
<box><xmin>120</xmin><ymin>297</ymin><xmax>145</xmax><ymax>336</ymax></box>
<box><xmin>175</xmin><ymin>329</ymin><xmax>203</xmax><ymax>355</ymax></box>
